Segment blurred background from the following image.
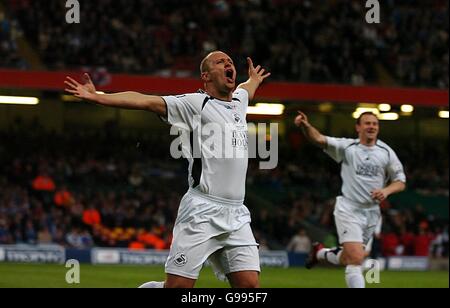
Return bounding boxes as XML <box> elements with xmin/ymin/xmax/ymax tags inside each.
<box><xmin>0</xmin><ymin>0</ymin><xmax>448</xmax><ymax>282</ymax></box>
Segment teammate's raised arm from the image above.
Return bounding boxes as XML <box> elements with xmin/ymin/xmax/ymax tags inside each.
<box><xmin>237</xmin><ymin>57</ymin><xmax>271</xmax><ymax>101</ymax></box>
<box><xmin>64</xmin><ymin>73</ymin><xmax>167</xmax><ymax>116</ymax></box>
<box><xmin>295</xmin><ymin>111</ymin><xmax>327</xmax><ymax>149</ymax></box>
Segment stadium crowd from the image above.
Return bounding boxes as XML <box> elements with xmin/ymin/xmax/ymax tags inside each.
<box><xmin>0</xmin><ymin>10</ymin><xmax>25</xmax><ymax>69</ymax></box>
<box><xmin>1</xmin><ymin>0</ymin><xmax>448</xmax><ymax>259</ymax></box>
<box><xmin>0</xmin><ymin>126</ymin><xmax>448</xmax><ymax>258</ymax></box>
<box><xmin>3</xmin><ymin>0</ymin><xmax>449</xmax><ymax>88</ymax></box>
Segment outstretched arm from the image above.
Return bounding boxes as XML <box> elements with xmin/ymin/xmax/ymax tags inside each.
<box><xmin>237</xmin><ymin>58</ymin><xmax>271</xmax><ymax>101</ymax></box>
<box><xmin>294</xmin><ymin>111</ymin><xmax>327</xmax><ymax>149</ymax></box>
<box><xmin>64</xmin><ymin>74</ymin><xmax>167</xmax><ymax>116</ymax></box>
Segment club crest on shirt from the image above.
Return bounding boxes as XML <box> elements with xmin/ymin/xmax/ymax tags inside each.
<box><xmin>233</xmin><ymin>113</ymin><xmax>242</xmax><ymax>124</ymax></box>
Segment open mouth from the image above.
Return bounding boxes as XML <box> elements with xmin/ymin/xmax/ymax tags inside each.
<box><xmin>225</xmin><ymin>69</ymin><xmax>234</xmax><ymax>82</ymax></box>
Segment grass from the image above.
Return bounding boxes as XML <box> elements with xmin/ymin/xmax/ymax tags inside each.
<box><xmin>0</xmin><ymin>263</ymin><xmax>448</xmax><ymax>288</ymax></box>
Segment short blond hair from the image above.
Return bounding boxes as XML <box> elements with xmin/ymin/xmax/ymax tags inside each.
<box><xmin>200</xmin><ymin>57</ymin><xmax>210</xmax><ymax>74</ymax></box>
<box><xmin>200</xmin><ymin>51</ymin><xmax>223</xmax><ymax>74</ymax></box>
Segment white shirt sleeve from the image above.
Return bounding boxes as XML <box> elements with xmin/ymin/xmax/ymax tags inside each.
<box><xmin>233</xmin><ymin>88</ymin><xmax>249</xmax><ymax>114</ymax></box>
<box><xmin>324</xmin><ymin>137</ymin><xmax>356</xmax><ymax>163</ymax></box>
<box><xmin>386</xmin><ymin>148</ymin><xmax>407</xmax><ymax>183</ymax></box>
<box><xmin>161</xmin><ymin>94</ymin><xmax>204</xmax><ymax>131</ymax></box>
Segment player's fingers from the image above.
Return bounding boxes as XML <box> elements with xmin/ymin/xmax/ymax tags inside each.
<box><xmin>258</xmin><ymin>69</ymin><xmax>266</xmax><ymax>76</ymax></box>
<box><xmin>84</xmin><ymin>73</ymin><xmax>93</xmax><ymax>85</ymax></box>
<box><xmin>64</xmin><ymin>80</ymin><xmax>78</xmax><ymax>89</ymax></box>
<box><xmin>247</xmin><ymin>57</ymin><xmax>254</xmax><ymax>69</ymax></box>
<box><xmin>65</xmin><ymin>88</ymin><xmax>78</xmax><ymax>94</ymax></box>
<box><xmin>262</xmin><ymin>72</ymin><xmax>271</xmax><ymax>79</ymax></box>
<box><xmin>66</xmin><ymin>77</ymin><xmax>81</xmax><ymax>89</ymax></box>
<box><xmin>254</xmin><ymin>65</ymin><xmax>261</xmax><ymax>72</ymax></box>
<box><xmin>66</xmin><ymin>76</ymin><xmax>80</xmax><ymax>85</ymax></box>
<box><xmin>295</xmin><ymin>115</ymin><xmax>305</xmax><ymax>124</ymax></box>
<box><xmin>297</xmin><ymin>111</ymin><xmax>307</xmax><ymax>118</ymax></box>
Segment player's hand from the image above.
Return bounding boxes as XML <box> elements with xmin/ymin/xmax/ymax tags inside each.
<box><xmin>65</xmin><ymin>73</ymin><xmax>98</xmax><ymax>101</ymax></box>
<box><xmin>371</xmin><ymin>189</ymin><xmax>388</xmax><ymax>202</ymax></box>
<box><xmin>247</xmin><ymin>57</ymin><xmax>271</xmax><ymax>84</ymax></box>
<box><xmin>295</xmin><ymin>111</ymin><xmax>310</xmax><ymax>127</ymax></box>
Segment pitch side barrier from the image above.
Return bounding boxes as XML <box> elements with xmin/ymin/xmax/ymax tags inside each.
<box><xmin>0</xmin><ymin>245</ymin><xmax>433</xmax><ymax>271</ymax></box>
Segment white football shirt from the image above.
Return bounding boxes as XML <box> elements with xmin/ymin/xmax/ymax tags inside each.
<box><xmin>325</xmin><ymin>137</ymin><xmax>406</xmax><ymax>206</ymax></box>
<box><xmin>162</xmin><ymin>89</ymin><xmax>249</xmax><ymax>202</ymax></box>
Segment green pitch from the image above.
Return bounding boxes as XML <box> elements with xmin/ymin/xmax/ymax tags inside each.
<box><xmin>0</xmin><ymin>263</ymin><xmax>447</xmax><ymax>288</ymax></box>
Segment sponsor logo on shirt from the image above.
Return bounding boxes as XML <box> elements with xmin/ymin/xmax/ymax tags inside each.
<box><xmin>356</xmin><ymin>163</ymin><xmax>381</xmax><ymax>177</ymax></box>
<box><xmin>232</xmin><ymin>129</ymin><xmax>248</xmax><ymax>149</ymax></box>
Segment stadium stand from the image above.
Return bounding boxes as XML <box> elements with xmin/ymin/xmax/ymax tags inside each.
<box><xmin>3</xmin><ymin>0</ymin><xmax>449</xmax><ymax>88</ymax></box>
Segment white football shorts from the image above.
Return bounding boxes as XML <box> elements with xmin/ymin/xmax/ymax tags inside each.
<box><xmin>165</xmin><ymin>189</ymin><xmax>260</xmax><ymax>280</ymax></box>
<box><xmin>334</xmin><ymin>196</ymin><xmax>381</xmax><ymax>246</ymax></box>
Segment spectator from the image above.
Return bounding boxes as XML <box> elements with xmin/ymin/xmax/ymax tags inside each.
<box><xmin>287</xmin><ymin>229</ymin><xmax>311</xmax><ymax>253</ymax></box>
<box><xmin>414</xmin><ymin>223</ymin><xmax>435</xmax><ymax>257</ymax></box>
<box><xmin>32</xmin><ymin>173</ymin><xmax>56</xmax><ymax>192</ymax></box>
<box><xmin>24</xmin><ymin>220</ymin><xmax>37</xmax><ymax>244</ymax></box>
<box><xmin>37</xmin><ymin>226</ymin><xmax>53</xmax><ymax>245</ymax></box>
<box><xmin>82</xmin><ymin>205</ymin><xmax>101</xmax><ymax>226</ymax></box>
<box><xmin>79</xmin><ymin>229</ymin><xmax>94</xmax><ymax>248</ymax></box>
<box><xmin>0</xmin><ymin>216</ymin><xmax>12</xmax><ymax>244</ymax></box>
<box><xmin>129</xmin><ymin>241</ymin><xmax>146</xmax><ymax>251</ymax></box>
<box><xmin>381</xmin><ymin>231</ymin><xmax>400</xmax><ymax>257</ymax></box>
<box><xmin>128</xmin><ymin>166</ymin><xmax>144</xmax><ymax>187</ymax></box>
<box><xmin>54</xmin><ymin>186</ymin><xmax>75</xmax><ymax>208</ymax></box>
<box><xmin>66</xmin><ymin>227</ymin><xmax>92</xmax><ymax>249</ymax></box>
<box><xmin>399</xmin><ymin>227</ymin><xmax>415</xmax><ymax>256</ymax></box>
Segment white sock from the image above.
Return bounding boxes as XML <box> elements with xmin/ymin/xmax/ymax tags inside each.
<box><xmin>317</xmin><ymin>248</ymin><xmax>342</xmax><ymax>265</ymax></box>
<box><xmin>138</xmin><ymin>281</ymin><xmax>164</xmax><ymax>288</ymax></box>
<box><xmin>345</xmin><ymin>265</ymin><xmax>365</xmax><ymax>288</ymax></box>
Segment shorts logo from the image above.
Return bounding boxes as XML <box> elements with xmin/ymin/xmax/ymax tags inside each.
<box><xmin>174</xmin><ymin>253</ymin><xmax>188</xmax><ymax>267</ymax></box>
